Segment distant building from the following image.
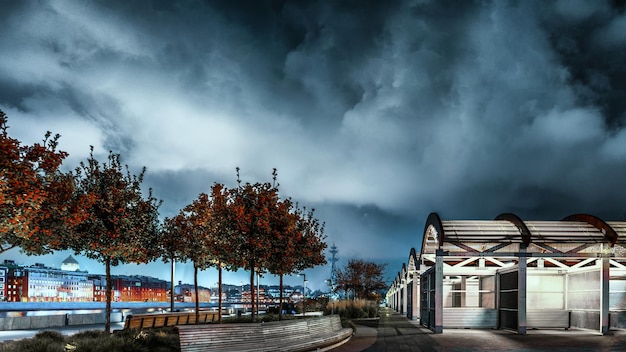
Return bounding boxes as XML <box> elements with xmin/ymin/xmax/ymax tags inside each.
<box><xmin>61</xmin><ymin>255</ymin><xmax>80</xmax><ymax>271</ymax></box>
<box><xmin>175</xmin><ymin>283</ymin><xmax>211</xmax><ymax>302</ymax></box>
<box><xmin>3</xmin><ymin>260</ymin><xmax>25</xmax><ymax>302</ymax></box>
<box><xmin>0</xmin><ymin>265</ymin><xmax>6</xmax><ymax>301</ymax></box>
<box><xmin>0</xmin><ymin>257</ymin><xmax>189</xmax><ymax>303</ymax></box>
<box><xmin>23</xmin><ymin>263</ymin><xmax>93</xmax><ymax>302</ymax></box>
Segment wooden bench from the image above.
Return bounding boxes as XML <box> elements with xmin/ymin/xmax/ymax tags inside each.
<box><xmin>176</xmin><ymin>315</ymin><xmax>353</xmax><ymax>352</ymax></box>
<box><xmin>123</xmin><ymin>311</ymin><xmax>219</xmax><ymax>330</ymax></box>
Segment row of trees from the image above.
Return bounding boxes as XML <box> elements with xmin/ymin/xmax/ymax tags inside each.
<box><xmin>162</xmin><ymin>170</ymin><xmax>327</xmax><ymax>323</ymax></box>
<box><xmin>0</xmin><ymin>111</ymin><xmax>327</xmax><ymax>332</ymax></box>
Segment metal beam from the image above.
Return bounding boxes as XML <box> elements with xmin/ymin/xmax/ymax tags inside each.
<box><xmin>485</xmin><ymin>242</ymin><xmax>515</xmax><ymax>253</ymax></box>
<box><xmin>566</xmin><ymin>243</ymin><xmax>595</xmax><ymax>254</ymax></box>
<box><xmin>533</xmin><ymin>243</ymin><xmax>563</xmax><ymax>254</ymax></box>
<box><xmin>571</xmin><ymin>258</ymin><xmax>596</xmax><ymax>269</ymax></box>
<box><xmin>447</xmin><ymin>241</ymin><xmax>479</xmax><ymax>252</ymax></box>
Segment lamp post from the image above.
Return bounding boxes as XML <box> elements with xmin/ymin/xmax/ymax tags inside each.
<box><xmin>256</xmin><ymin>270</ymin><xmax>260</xmax><ymax>317</ymax></box>
<box><xmin>299</xmin><ymin>273</ymin><xmax>307</xmax><ymax>317</ymax></box>
<box><xmin>170</xmin><ymin>259</ymin><xmax>175</xmax><ymax>312</ymax></box>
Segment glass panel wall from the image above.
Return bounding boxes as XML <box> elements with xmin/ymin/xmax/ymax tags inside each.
<box><xmin>527</xmin><ymin>274</ymin><xmax>564</xmax><ymax>310</ymax></box>
<box><xmin>442</xmin><ymin>275</ymin><xmax>495</xmax><ymax>308</ymax></box>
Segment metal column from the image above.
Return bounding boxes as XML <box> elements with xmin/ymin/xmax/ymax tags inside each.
<box><xmin>518</xmin><ymin>249</ymin><xmax>527</xmax><ymax>335</ymax></box>
<box><xmin>434</xmin><ymin>249</ymin><xmax>444</xmax><ymax>333</ymax></box>
<box><xmin>601</xmin><ymin>245</ymin><xmax>610</xmax><ymax>335</ymax></box>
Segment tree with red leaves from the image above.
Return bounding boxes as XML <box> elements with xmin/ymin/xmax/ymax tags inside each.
<box><xmin>233</xmin><ymin>168</ymin><xmax>327</xmax><ymax>320</ymax></box>
<box><xmin>229</xmin><ymin>173</ymin><xmax>277</xmax><ymax>322</ymax></box>
<box><xmin>162</xmin><ymin>183</ymin><xmax>233</xmax><ymax>323</ymax></box>
<box><xmin>71</xmin><ymin>147</ymin><xmax>161</xmax><ymax>333</ymax></box>
<box><xmin>265</xmin><ymin>195</ymin><xmax>327</xmax><ymax>318</ymax></box>
<box><xmin>337</xmin><ymin>259</ymin><xmax>387</xmax><ymax>300</ymax></box>
<box><xmin>0</xmin><ymin>110</ymin><xmax>87</xmax><ymax>255</ymax></box>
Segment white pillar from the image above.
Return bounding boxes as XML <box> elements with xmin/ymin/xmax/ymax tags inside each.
<box><xmin>402</xmin><ymin>279</ymin><xmax>407</xmax><ymax>315</ymax></box>
<box><xmin>434</xmin><ymin>249</ymin><xmax>444</xmax><ymax>333</ymax></box>
<box><xmin>413</xmin><ymin>274</ymin><xmax>420</xmax><ymax>321</ymax></box>
<box><xmin>601</xmin><ymin>244</ymin><xmax>610</xmax><ymax>334</ymax></box>
<box><xmin>518</xmin><ymin>249</ymin><xmax>527</xmax><ymax>335</ymax></box>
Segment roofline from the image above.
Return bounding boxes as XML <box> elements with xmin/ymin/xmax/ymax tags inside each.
<box><xmin>423</xmin><ymin>212</ymin><xmax>445</xmax><ymax>249</ymax></box>
<box><xmin>408</xmin><ymin>247</ymin><xmax>419</xmax><ymax>270</ymax></box>
<box><xmin>562</xmin><ymin>213</ymin><xmax>618</xmax><ymax>246</ymax></box>
<box><xmin>494</xmin><ymin>212</ymin><xmax>532</xmax><ymax>247</ymax></box>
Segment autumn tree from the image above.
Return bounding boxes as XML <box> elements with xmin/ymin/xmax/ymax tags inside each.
<box><xmin>160</xmin><ymin>216</ymin><xmax>187</xmax><ymax>312</ymax></box>
<box><xmin>265</xmin><ymin>196</ymin><xmax>299</xmax><ymax>320</ymax></box>
<box><xmin>266</xmin><ymin>200</ymin><xmax>327</xmax><ymax>319</ymax></box>
<box><xmin>229</xmin><ymin>168</ymin><xmax>278</xmax><ymax>321</ymax></box>
<box><xmin>163</xmin><ymin>184</ymin><xmax>233</xmax><ymax>323</ymax></box>
<box><xmin>165</xmin><ymin>195</ymin><xmax>213</xmax><ymax>322</ymax></box>
<box><xmin>71</xmin><ymin>147</ymin><xmax>161</xmax><ymax>333</ymax></box>
<box><xmin>0</xmin><ymin>110</ymin><xmax>87</xmax><ymax>255</ymax></box>
<box><xmin>206</xmin><ymin>183</ymin><xmax>234</xmax><ymax>323</ymax></box>
<box><xmin>336</xmin><ymin>259</ymin><xmax>387</xmax><ymax>301</ymax></box>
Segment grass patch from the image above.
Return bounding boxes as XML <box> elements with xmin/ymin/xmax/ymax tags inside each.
<box><xmin>325</xmin><ymin>299</ymin><xmax>380</xmax><ymax>319</ymax></box>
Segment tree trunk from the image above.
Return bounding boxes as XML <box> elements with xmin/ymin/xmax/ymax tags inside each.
<box><xmin>250</xmin><ymin>266</ymin><xmax>255</xmax><ymax>322</ymax></box>
<box><xmin>279</xmin><ymin>273</ymin><xmax>284</xmax><ymax>320</ymax></box>
<box><xmin>218</xmin><ymin>263</ymin><xmax>223</xmax><ymax>323</ymax></box>
<box><xmin>194</xmin><ymin>263</ymin><xmax>199</xmax><ymax>324</ymax></box>
<box><xmin>170</xmin><ymin>257</ymin><xmax>175</xmax><ymax>312</ymax></box>
<box><xmin>105</xmin><ymin>258</ymin><xmax>112</xmax><ymax>333</ymax></box>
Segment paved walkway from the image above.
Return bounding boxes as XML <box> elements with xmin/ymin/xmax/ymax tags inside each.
<box><xmin>333</xmin><ymin>308</ymin><xmax>626</xmax><ymax>352</ymax></box>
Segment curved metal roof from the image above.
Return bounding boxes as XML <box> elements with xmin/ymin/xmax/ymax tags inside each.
<box><xmin>420</xmin><ymin>212</ymin><xmax>620</xmax><ymax>257</ymax></box>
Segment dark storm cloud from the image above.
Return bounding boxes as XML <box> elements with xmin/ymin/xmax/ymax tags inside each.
<box><xmin>3</xmin><ymin>0</ymin><xmax>626</xmax><ymax>284</ymax></box>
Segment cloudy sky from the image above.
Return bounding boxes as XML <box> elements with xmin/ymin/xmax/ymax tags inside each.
<box><xmin>2</xmin><ymin>0</ymin><xmax>626</xmax><ymax>290</ymax></box>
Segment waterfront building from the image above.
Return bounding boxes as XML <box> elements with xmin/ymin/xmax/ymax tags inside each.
<box><xmin>0</xmin><ymin>265</ymin><xmax>6</xmax><ymax>301</ymax></box>
<box><xmin>387</xmin><ymin>212</ymin><xmax>626</xmax><ymax>335</ymax></box>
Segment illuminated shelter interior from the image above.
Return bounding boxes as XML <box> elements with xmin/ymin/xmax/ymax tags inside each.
<box><xmin>386</xmin><ymin>212</ymin><xmax>626</xmax><ymax>335</ymax></box>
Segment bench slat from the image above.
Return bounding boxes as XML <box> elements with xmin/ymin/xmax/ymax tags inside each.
<box><xmin>176</xmin><ymin>315</ymin><xmax>352</xmax><ymax>352</ymax></box>
<box><xmin>123</xmin><ymin>311</ymin><xmax>220</xmax><ymax>330</ymax></box>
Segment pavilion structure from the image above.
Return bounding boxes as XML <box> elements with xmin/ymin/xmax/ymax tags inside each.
<box><xmin>386</xmin><ymin>212</ymin><xmax>626</xmax><ymax>335</ymax></box>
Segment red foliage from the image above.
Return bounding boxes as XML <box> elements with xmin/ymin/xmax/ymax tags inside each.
<box><xmin>0</xmin><ymin>110</ymin><xmax>88</xmax><ymax>255</ymax></box>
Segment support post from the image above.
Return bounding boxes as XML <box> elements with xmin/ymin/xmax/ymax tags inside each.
<box><xmin>601</xmin><ymin>244</ymin><xmax>610</xmax><ymax>335</ymax></box>
<box><xmin>434</xmin><ymin>249</ymin><xmax>444</xmax><ymax>333</ymax></box>
<box><xmin>402</xmin><ymin>279</ymin><xmax>407</xmax><ymax>315</ymax></box>
<box><xmin>413</xmin><ymin>275</ymin><xmax>420</xmax><ymax>322</ymax></box>
<box><xmin>518</xmin><ymin>249</ymin><xmax>527</xmax><ymax>335</ymax></box>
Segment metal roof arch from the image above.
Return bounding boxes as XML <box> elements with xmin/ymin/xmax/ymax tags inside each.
<box><xmin>420</xmin><ymin>213</ymin><xmax>445</xmax><ymax>261</ymax></box>
<box><xmin>562</xmin><ymin>213</ymin><xmax>618</xmax><ymax>246</ymax></box>
<box><xmin>407</xmin><ymin>247</ymin><xmax>420</xmax><ymax>271</ymax></box>
<box><xmin>494</xmin><ymin>212</ymin><xmax>532</xmax><ymax>247</ymax></box>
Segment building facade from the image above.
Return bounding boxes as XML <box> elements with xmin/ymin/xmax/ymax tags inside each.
<box><xmin>387</xmin><ymin>212</ymin><xmax>626</xmax><ymax>335</ymax></box>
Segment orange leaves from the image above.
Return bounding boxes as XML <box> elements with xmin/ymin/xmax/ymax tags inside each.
<box><xmin>0</xmin><ymin>110</ymin><xmax>78</xmax><ymax>255</ymax></box>
<box><xmin>71</xmin><ymin>148</ymin><xmax>161</xmax><ymax>265</ymax></box>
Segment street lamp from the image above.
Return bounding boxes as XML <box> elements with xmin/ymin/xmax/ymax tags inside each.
<box><xmin>299</xmin><ymin>273</ymin><xmax>307</xmax><ymax>317</ymax></box>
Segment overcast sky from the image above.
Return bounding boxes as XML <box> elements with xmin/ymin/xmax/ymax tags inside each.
<box><xmin>2</xmin><ymin>0</ymin><xmax>626</xmax><ymax>290</ymax></box>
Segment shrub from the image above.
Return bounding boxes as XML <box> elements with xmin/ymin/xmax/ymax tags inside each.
<box><xmin>0</xmin><ymin>327</ymin><xmax>180</xmax><ymax>352</ymax></box>
<box><xmin>1</xmin><ymin>337</ymin><xmax>65</xmax><ymax>352</ymax></box>
<box><xmin>33</xmin><ymin>330</ymin><xmax>66</xmax><ymax>343</ymax></box>
<box><xmin>328</xmin><ymin>299</ymin><xmax>379</xmax><ymax>319</ymax></box>
<box><xmin>72</xmin><ymin>330</ymin><xmax>107</xmax><ymax>339</ymax></box>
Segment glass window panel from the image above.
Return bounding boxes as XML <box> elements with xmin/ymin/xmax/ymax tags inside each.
<box><xmin>528</xmin><ymin>275</ymin><xmax>564</xmax><ymax>291</ymax></box>
<box><xmin>610</xmin><ymin>292</ymin><xmax>626</xmax><ymax>310</ymax></box>
<box><xmin>568</xmin><ymin>291</ymin><xmax>600</xmax><ymax>310</ymax></box>
<box><xmin>528</xmin><ymin>292</ymin><xmax>563</xmax><ymax>309</ymax></box>
<box><xmin>569</xmin><ymin>271</ymin><xmax>599</xmax><ymax>291</ymax></box>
